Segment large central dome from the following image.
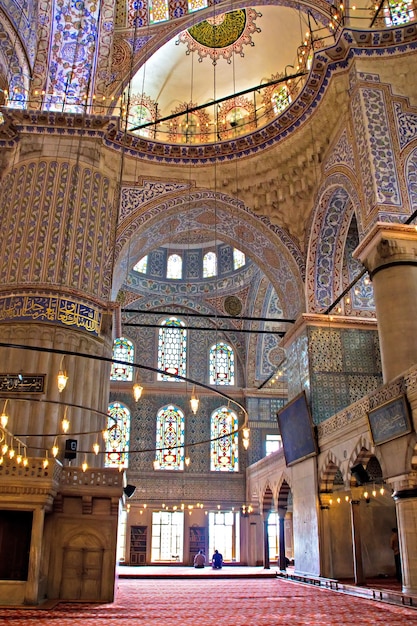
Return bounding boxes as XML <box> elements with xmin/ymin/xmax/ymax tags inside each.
<box><xmin>125</xmin><ymin>5</ymin><xmax>331</xmax><ymax>144</ymax></box>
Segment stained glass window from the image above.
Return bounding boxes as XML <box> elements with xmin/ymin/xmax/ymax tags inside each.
<box><xmin>233</xmin><ymin>248</ymin><xmax>245</xmax><ymax>269</ymax></box>
<box><xmin>384</xmin><ymin>0</ymin><xmax>414</xmax><ymax>25</ymax></box>
<box><xmin>134</xmin><ymin>256</ymin><xmax>148</xmax><ymax>273</ymax></box>
<box><xmin>105</xmin><ymin>402</ymin><xmax>131</xmax><ymax>468</ymax></box>
<box><xmin>167</xmin><ymin>254</ymin><xmax>182</xmax><ymax>279</ymax></box>
<box><xmin>110</xmin><ymin>337</ymin><xmax>134</xmax><ymax>381</ymax></box>
<box><xmin>209</xmin><ymin>342</ymin><xmax>235</xmax><ymax>385</ymax></box>
<box><xmin>271</xmin><ymin>86</ymin><xmax>291</xmax><ymax>115</ymax></box>
<box><xmin>188</xmin><ymin>0</ymin><xmax>207</xmax><ymax>13</ymax></box>
<box><xmin>157</xmin><ymin>317</ymin><xmax>187</xmax><ymax>381</ymax></box>
<box><xmin>155</xmin><ymin>405</ymin><xmax>185</xmax><ymax>470</ymax></box>
<box><xmin>203</xmin><ymin>251</ymin><xmax>217</xmax><ymax>277</ymax></box>
<box><xmin>149</xmin><ymin>0</ymin><xmax>169</xmax><ymax>23</ymax></box>
<box><xmin>210</xmin><ymin>406</ymin><xmax>239</xmax><ymax>471</ymax></box>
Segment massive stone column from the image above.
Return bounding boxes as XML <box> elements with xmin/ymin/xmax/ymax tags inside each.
<box><xmin>0</xmin><ymin>111</ymin><xmax>120</xmax><ymax>467</ymax></box>
<box><xmin>354</xmin><ymin>223</ymin><xmax>417</xmax><ymax>383</ymax></box>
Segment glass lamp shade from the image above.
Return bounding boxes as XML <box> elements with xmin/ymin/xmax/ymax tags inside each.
<box><xmin>57</xmin><ymin>370</ymin><xmax>68</xmax><ymax>393</ymax></box>
<box><xmin>0</xmin><ymin>412</ymin><xmax>8</xmax><ymax>429</ymax></box>
<box><xmin>133</xmin><ymin>383</ymin><xmax>143</xmax><ymax>402</ymax></box>
<box><xmin>190</xmin><ymin>393</ymin><xmax>199</xmax><ymax>414</ymax></box>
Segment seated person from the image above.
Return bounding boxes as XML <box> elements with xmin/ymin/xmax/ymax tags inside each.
<box><xmin>212</xmin><ymin>549</ymin><xmax>223</xmax><ymax>569</ymax></box>
<box><xmin>194</xmin><ymin>550</ymin><xmax>206</xmax><ymax>568</ymax></box>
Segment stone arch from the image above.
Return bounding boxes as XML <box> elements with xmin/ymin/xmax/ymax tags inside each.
<box><xmin>306</xmin><ymin>173</ymin><xmax>362</xmax><ymax>314</ymax></box>
<box><xmin>261</xmin><ymin>484</ymin><xmax>275</xmax><ymax>514</ymax></box>
<box><xmin>319</xmin><ymin>451</ymin><xmax>345</xmax><ymax>492</ymax></box>
<box><xmin>113</xmin><ymin>187</ymin><xmax>305</xmax><ymax>319</ymax></box>
<box><xmin>348</xmin><ymin>437</ymin><xmax>376</xmax><ymax>485</ymax></box>
<box><xmin>405</xmin><ymin>144</ymin><xmax>417</xmax><ymax>211</ymax></box>
<box><xmin>0</xmin><ymin>14</ymin><xmax>30</xmax><ymax>108</ymax></box>
<box><xmin>276</xmin><ymin>477</ymin><xmax>292</xmax><ymax>511</ymax></box>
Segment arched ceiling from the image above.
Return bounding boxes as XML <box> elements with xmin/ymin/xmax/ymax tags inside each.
<box><xmin>128</xmin><ymin>5</ymin><xmax>319</xmax><ymax>119</ymax></box>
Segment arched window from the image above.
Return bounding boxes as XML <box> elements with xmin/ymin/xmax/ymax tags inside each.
<box><xmin>155</xmin><ymin>405</ymin><xmax>185</xmax><ymax>470</ymax></box>
<box><xmin>105</xmin><ymin>402</ymin><xmax>131</xmax><ymax>468</ymax></box>
<box><xmin>271</xmin><ymin>85</ymin><xmax>291</xmax><ymax>115</ymax></box>
<box><xmin>134</xmin><ymin>256</ymin><xmax>148</xmax><ymax>273</ymax></box>
<box><xmin>209</xmin><ymin>342</ymin><xmax>235</xmax><ymax>385</ymax></box>
<box><xmin>203</xmin><ymin>251</ymin><xmax>217</xmax><ymax>277</ymax></box>
<box><xmin>167</xmin><ymin>253</ymin><xmax>182</xmax><ymax>279</ymax></box>
<box><xmin>233</xmin><ymin>248</ymin><xmax>245</xmax><ymax>269</ymax></box>
<box><xmin>149</xmin><ymin>0</ymin><xmax>169</xmax><ymax>23</ymax></box>
<box><xmin>110</xmin><ymin>337</ymin><xmax>134</xmax><ymax>381</ymax></box>
<box><xmin>157</xmin><ymin>317</ymin><xmax>187</xmax><ymax>381</ymax></box>
<box><xmin>384</xmin><ymin>0</ymin><xmax>414</xmax><ymax>25</ymax></box>
<box><xmin>188</xmin><ymin>0</ymin><xmax>207</xmax><ymax>12</ymax></box>
<box><xmin>210</xmin><ymin>406</ymin><xmax>239</xmax><ymax>472</ymax></box>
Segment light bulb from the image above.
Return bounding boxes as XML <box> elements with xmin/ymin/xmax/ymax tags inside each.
<box><xmin>62</xmin><ymin>418</ymin><xmax>70</xmax><ymax>433</ymax></box>
<box><xmin>82</xmin><ymin>461</ymin><xmax>88</xmax><ymax>472</ymax></box>
<box><xmin>93</xmin><ymin>442</ymin><xmax>100</xmax><ymax>455</ymax></box>
<box><xmin>52</xmin><ymin>444</ymin><xmax>59</xmax><ymax>458</ymax></box>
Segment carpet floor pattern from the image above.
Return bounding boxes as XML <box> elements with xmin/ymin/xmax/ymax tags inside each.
<box><xmin>1</xmin><ymin>577</ymin><xmax>417</xmax><ymax>626</ymax></box>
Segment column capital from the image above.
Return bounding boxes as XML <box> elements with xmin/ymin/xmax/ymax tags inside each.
<box><xmin>387</xmin><ymin>472</ymin><xmax>417</xmax><ymax>494</ymax></box>
<box><xmin>354</xmin><ymin>222</ymin><xmax>417</xmax><ymax>276</ymax></box>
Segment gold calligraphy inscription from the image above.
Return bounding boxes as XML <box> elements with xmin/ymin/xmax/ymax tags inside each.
<box><xmin>0</xmin><ymin>295</ymin><xmax>102</xmax><ymax>335</ymax></box>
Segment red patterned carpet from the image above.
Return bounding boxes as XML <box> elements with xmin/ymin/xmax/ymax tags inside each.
<box><xmin>1</xmin><ymin>577</ymin><xmax>417</xmax><ymax>626</ymax></box>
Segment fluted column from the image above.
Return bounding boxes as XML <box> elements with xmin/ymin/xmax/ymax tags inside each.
<box><xmin>319</xmin><ymin>495</ymin><xmax>334</xmax><ymax>579</ymax></box>
<box><xmin>350</xmin><ymin>490</ymin><xmax>365</xmax><ymax>586</ymax></box>
<box><xmin>25</xmin><ymin>507</ymin><xmax>45</xmax><ymax>605</ymax></box>
<box><xmin>0</xmin><ymin>125</ymin><xmax>118</xmax><ymax>463</ymax></box>
<box><xmin>278</xmin><ymin>507</ymin><xmax>287</xmax><ymax>571</ymax></box>
<box><xmin>354</xmin><ymin>223</ymin><xmax>417</xmax><ymax>383</ymax></box>
<box><xmin>263</xmin><ymin>516</ymin><xmax>270</xmax><ymax>569</ymax></box>
<box><xmin>392</xmin><ymin>475</ymin><xmax>417</xmax><ymax>594</ymax></box>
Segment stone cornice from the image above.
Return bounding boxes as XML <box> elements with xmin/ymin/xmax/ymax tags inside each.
<box><xmin>281</xmin><ymin>313</ymin><xmax>378</xmax><ymax>348</ymax></box>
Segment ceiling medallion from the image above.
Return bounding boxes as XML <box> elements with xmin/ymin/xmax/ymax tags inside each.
<box><xmin>224</xmin><ymin>295</ymin><xmax>243</xmax><ymax>316</ymax></box>
<box><xmin>176</xmin><ymin>8</ymin><xmax>262</xmax><ymax>65</ymax></box>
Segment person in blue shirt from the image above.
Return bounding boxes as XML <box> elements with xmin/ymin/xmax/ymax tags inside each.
<box><xmin>212</xmin><ymin>549</ymin><xmax>223</xmax><ymax>569</ymax></box>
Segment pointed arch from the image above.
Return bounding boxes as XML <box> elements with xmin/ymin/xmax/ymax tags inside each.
<box><xmin>157</xmin><ymin>316</ymin><xmax>187</xmax><ymax>381</ymax></box>
<box><xmin>105</xmin><ymin>401</ymin><xmax>131</xmax><ymax>468</ymax></box>
<box><xmin>155</xmin><ymin>404</ymin><xmax>185</xmax><ymax>470</ymax></box>
<box><xmin>210</xmin><ymin>406</ymin><xmax>239</xmax><ymax>472</ymax></box>
<box><xmin>110</xmin><ymin>336</ymin><xmax>134</xmax><ymax>381</ymax></box>
<box><xmin>209</xmin><ymin>341</ymin><xmax>235</xmax><ymax>386</ymax></box>
<box><xmin>113</xmin><ymin>188</ymin><xmax>305</xmax><ymax>319</ymax></box>
<box><xmin>319</xmin><ymin>451</ymin><xmax>345</xmax><ymax>493</ymax></box>
<box><xmin>261</xmin><ymin>484</ymin><xmax>274</xmax><ymax>514</ymax></box>
<box><xmin>277</xmin><ymin>478</ymin><xmax>291</xmax><ymax>511</ymax></box>
<box><xmin>306</xmin><ymin>173</ymin><xmax>362</xmax><ymax>314</ymax></box>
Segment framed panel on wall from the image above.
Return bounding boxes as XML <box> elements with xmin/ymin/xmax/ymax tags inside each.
<box><xmin>276</xmin><ymin>391</ymin><xmax>318</xmax><ymax>467</ymax></box>
<box><xmin>367</xmin><ymin>395</ymin><xmax>412</xmax><ymax>445</ymax></box>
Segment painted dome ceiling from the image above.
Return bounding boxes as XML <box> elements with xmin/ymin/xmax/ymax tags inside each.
<box><xmin>125</xmin><ymin>5</ymin><xmax>332</xmax><ymax>142</ymax></box>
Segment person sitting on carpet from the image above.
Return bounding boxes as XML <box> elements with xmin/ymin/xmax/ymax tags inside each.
<box><xmin>212</xmin><ymin>549</ymin><xmax>223</xmax><ymax>569</ymax></box>
<box><xmin>194</xmin><ymin>550</ymin><xmax>206</xmax><ymax>568</ymax></box>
